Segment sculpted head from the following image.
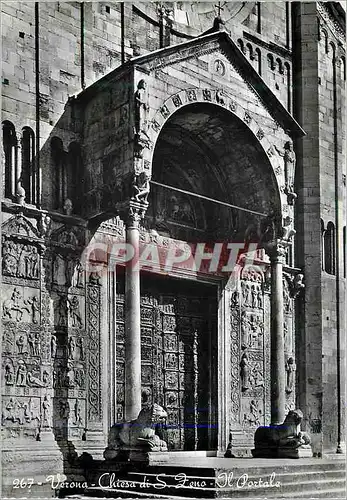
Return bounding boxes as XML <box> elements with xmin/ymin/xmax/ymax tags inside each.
<box><xmin>137</xmin><ymin>403</ymin><xmax>168</xmax><ymax>424</ymax></box>
<box><xmin>285</xmin><ymin>409</ymin><xmax>303</xmax><ymax>425</ymax></box>
<box><xmin>138</xmin><ymin>79</ymin><xmax>146</xmax><ymax>90</ymax></box>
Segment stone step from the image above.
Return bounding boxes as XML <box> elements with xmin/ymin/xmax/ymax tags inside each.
<box><xmin>64</xmin><ymin>460</ymin><xmax>346</xmax><ymax>500</ymax></box>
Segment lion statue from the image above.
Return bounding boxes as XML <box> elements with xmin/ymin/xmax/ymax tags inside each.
<box><xmin>252</xmin><ymin>409</ymin><xmax>312</xmax><ymax>458</ymax></box>
<box><xmin>104</xmin><ymin>404</ymin><xmax>168</xmax><ymax>463</ymax></box>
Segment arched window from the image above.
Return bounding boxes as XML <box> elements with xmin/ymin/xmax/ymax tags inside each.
<box><xmin>324</xmin><ymin>221</ymin><xmax>335</xmax><ymax>275</ymax></box>
<box><xmin>255</xmin><ymin>48</ymin><xmax>261</xmax><ymax>75</ymax></box>
<box><xmin>21</xmin><ymin>127</ymin><xmax>36</xmax><ymax>204</ymax></box>
<box><xmin>267</xmin><ymin>53</ymin><xmax>275</xmax><ymax>70</ymax></box>
<box><xmin>51</xmin><ymin>137</ymin><xmax>66</xmax><ymax>210</ymax></box>
<box><xmin>2</xmin><ymin>121</ymin><xmax>18</xmax><ymax>199</ymax></box>
<box><xmin>237</xmin><ymin>39</ymin><xmax>245</xmax><ymax>55</ymax></box>
<box><xmin>67</xmin><ymin>141</ymin><xmax>83</xmax><ymax>213</ymax></box>
<box><xmin>321</xmin><ymin>219</ymin><xmax>325</xmax><ymax>271</ymax></box>
<box><xmin>276</xmin><ymin>58</ymin><xmax>284</xmax><ymax>74</ymax></box>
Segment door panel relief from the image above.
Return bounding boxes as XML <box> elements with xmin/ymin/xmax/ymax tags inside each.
<box><xmin>115</xmin><ymin>278</ymin><xmax>217</xmax><ymax>451</ymax></box>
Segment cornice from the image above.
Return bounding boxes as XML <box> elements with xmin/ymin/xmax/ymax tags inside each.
<box><xmin>317</xmin><ymin>2</ymin><xmax>346</xmax><ymax>43</ymax></box>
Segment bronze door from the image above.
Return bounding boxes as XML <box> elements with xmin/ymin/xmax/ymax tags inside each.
<box><xmin>115</xmin><ymin>275</ymin><xmax>217</xmax><ymax>451</ymax></box>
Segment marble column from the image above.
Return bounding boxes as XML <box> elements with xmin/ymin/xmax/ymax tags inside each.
<box><xmin>268</xmin><ymin>241</ymin><xmax>288</xmax><ymax>425</ymax></box>
<box><xmin>124</xmin><ymin>202</ymin><xmax>143</xmax><ymax>421</ymax></box>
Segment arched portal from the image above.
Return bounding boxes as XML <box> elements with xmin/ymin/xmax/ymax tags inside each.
<box><xmin>147</xmin><ymin>103</ymin><xmax>281</xmax><ymax>244</ymax></box>
<box><xmin>114</xmin><ymin>103</ymin><xmax>281</xmax><ymax>452</ymax></box>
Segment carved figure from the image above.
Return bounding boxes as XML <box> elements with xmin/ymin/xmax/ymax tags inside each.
<box><xmin>244</xmin><ymin>400</ymin><xmax>262</xmax><ymax>426</ymax></box>
<box><xmin>275</xmin><ymin>141</ymin><xmax>297</xmax><ymax>205</ymax></box>
<box><xmin>66</xmin><ymin>363</ymin><xmax>75</xmax><ymax>387</ymax></box>
<box><xmin>104</xmin><ymin>404</ymin><xmax>168</xmax><ymax>463</ymax></box>
<box><xmin>75</xmin><ymin>261</ymin><xmax>84</xmax><ymax>288</ymax></box>
<box><xmin>16</xmin><ymin>335</ymin><xmax>25</xmax><ymax>354</ymax></box>
<box><xmin>33</xmin><ymin>333</ymin><xmax>41</xmax><ymax>355</ymax></box>
<box><xmin>252</xmin><ymin>409</ymin><xmax>312</xmax><ymax>458</ymax></box>
<box><xmin>285</xmin><ymin>357</ymin><xmax>296</xmax><ymax>394</ymax></box>
<box><xmin>68</xmin><ymin>296</ymin><xmax>83</xmax><ymax>328</ymax></box>
<box><xmin>3</xmin><ymin>288</ymin><xmax>24</xmax><ymax>321</ymax></box>
<box><xmin>17</xmin><ymin>245</ymin><xmax>28</xmax><ymax>277</ymax></box>
<box><xmin>27</xmin><ymin>371</ymin><xmax>46</xmax><ymax>387</ymax></box>
<box><xmin>132</xmin><ymin>171</ymin><xmax>150</xmax><ymax>204</ymax></box>
<box><xmin>29</xmin><ymin>247</ymin><xmax>39</xmax><ymax>278</ymax></box>
<box><xmin>76</xmin><ymin>337</ymin><xmax>84</xmax><ymax>360</ymax></box>
<box><xmin>251</xmin><ymin>285</ymin><xmax>257</xmax><ymax>308</ymax></box>
<box><xmin>283</xmin><ymin>285</ymin><xmax>292</xmax><ymax>313</ymax></box>
<box><xmin>75</xmin><ymin>368</ymin><xmax>85</xmax><ymax>388</ymax></box>
<box><xmin>3</xmin><ymin>398</ymin><xmax>16</xmax><ymax>422</ymax></box>
<box><xmin>216</xmin><ymin>89</ymin><xmax>226</xmax><ymax>106</ymax></box>
<box><xmin>4</xmin><ymin>362</ymin><xmax>14</xmax><ymax>385</ymax></box>
<box><xmin>241</xmin><ymin>312</ymin><xmax>251</xmax><ymax>346</ymax></box>
<box><xmin>89</xmin><ymin>271</ymin><xmax>101</xmax><ymax>285</ymax></box>
<box><xmin>68</xmin><ymin>336</ymin><xmax>76</xmax><ymax>359</ymax></box>
<box><xmin>243</xmin><ymin>282</ymin><xmax>252</xmax><ymax>307</ymax></box>
<box><xmin>56</xmin><ymin>295</ymin><xmax>68</xmax><ymax>326</ymax></box>
<box><xmin>16</xmin><ymin>362</ymin><xmax>27</xmax><ymax>386</ymax></box>
<box><xmin>74</xmin><ymin>399</ymin><xmax>83</xmax><ymax>426</ymax></box>
<box><xmin>38</xmin><ymin>214</ymin><xmax>52</xmax><ymax>237</ymax></box>
<box><xmin>2</xmin><ymin>240</ymin><xmax>17</xmax><ymax>275</ymax></box>
<box><xmin>240</xmin><ymin>349</ymin><xmax>250</xmax><ymax>391</ymax></box>
<box><xmin>63</xmin><ymin>198</ymin><xmax>73</xmax><ymax>215</ymax></box>
<box><xmin>26</xmin><ymin>333</ymin><xmax>34</xmax><ymax>355</ymax></box>
<box><xmin>134</xmin><ymin>80</ymin><xmax>152</xmax><ymax>157</ymax></box>
<box><xmin>24</xmin><ymin>248</ymin><xmax>32</xmax><ymax>277</ymax></box>
<box><xmin>290</xmin><ymin>273</ymin><xmax>305</xmax><ymax>298</ymax></box>
<box><xmin>42</xmin><ymin>395</ymin><xmax>51</xmax><ymax>426</ymax></box>
<box><xmin>256</xmin><ymin>287</ymin><xmax>263</xmax><ymax>309</ymax></box>
<box><xmin>134</xmin><ymin>79</ymin><xmax>149</xmax><ymax>135</ymax></box>
<box><xmin>25</xmin><ymin>296</ymin><xmax>39</xmax><ymax>323</ymax></box>
<box><xmin>65</xmin><ymin>257</ymin><xmax>76</xmax><ymax>287</ymax></box>
<box><xmin>42</xmin><ymin>370</ymin><xmax>49</xmax><ymax>385</ymax></box>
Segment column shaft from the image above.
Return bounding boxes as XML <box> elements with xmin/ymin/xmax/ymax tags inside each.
<box><xmin>124</xmin><ymin>219</ymin><xmax>142</xmax><ymax>420</ymax></box>
<box><xmin>270</xmin><ymin>255</ymin><xmax>286</xmax><ymax>425</ymax></box>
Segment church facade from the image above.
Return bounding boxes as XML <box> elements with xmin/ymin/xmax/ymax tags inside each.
<box><xmin>1</xmin><ymin>2</ymin><xmax>346</xmax><ymax>497</ymax></box>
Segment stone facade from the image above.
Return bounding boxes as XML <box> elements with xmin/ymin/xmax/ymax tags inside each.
<box><xmin>1</xmin><ymin>2</ymin><xmax>345</xmax><ymax>498</ymax></box>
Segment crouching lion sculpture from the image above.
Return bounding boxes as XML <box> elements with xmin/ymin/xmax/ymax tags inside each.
<box><xmin>252</xmin><ymin>409</ymin><xmax>312</xmax><ymax>458</ymax></box>
<box><xmin>104</xmin><ymin>404</ymin><xmax>168</xmax><ymax>464</ymax></box>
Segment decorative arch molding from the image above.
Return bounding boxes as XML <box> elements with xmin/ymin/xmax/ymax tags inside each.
<box><xmin>141</xmin><ymin>88</ymin><xmax>289</xmax><ymax>217</ymax></box>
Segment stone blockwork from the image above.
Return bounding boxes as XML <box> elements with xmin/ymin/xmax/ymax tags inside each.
<box><xmin>293</xmin><ymin>2</ymin><xmax>346</xmax><ymax>455</ymax></box>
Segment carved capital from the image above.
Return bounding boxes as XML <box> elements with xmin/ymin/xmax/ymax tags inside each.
<box><xmin>264</xmin><ymin>239</ymin><xmax>289</xmax><ymax>264</ymax></box>
<box><xmin>288</xmin><ymin>272</ymin><xmax>305</xmax><ymax>299</ymax></box>
<box><xmin>124</xmin><ymin>200</ymin><xmax>149</xmax><ymax>229</ymax></box>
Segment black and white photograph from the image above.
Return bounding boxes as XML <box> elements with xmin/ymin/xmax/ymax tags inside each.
<box><xmin>1</xmin><ymin>1</ymin><xmax>346</xmax><ymax>499</ymax></box>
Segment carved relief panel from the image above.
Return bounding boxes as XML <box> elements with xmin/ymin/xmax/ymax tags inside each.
<box><xmin>229</xmin><ymin>266</ymin><xmax>270</xmax><ymax>433</ymax></box>
<box><xmin>239</xmin><ymin>269</ymin><xmax>266</xmax><ymax>429</ymax></box>
<box><xmin>1</xmin><ymin>214</ymin><xmax>90</xmax><ymax>445</ymax></box>
<box><xmin>283</xmin><ymin>275</ymin><xmax>296</xmax><ymax>412</ymax></box>
<box><xmin>1</xmin><ymin>215</ymin><xmax>52</xmax><ymax>440</ymax></box>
